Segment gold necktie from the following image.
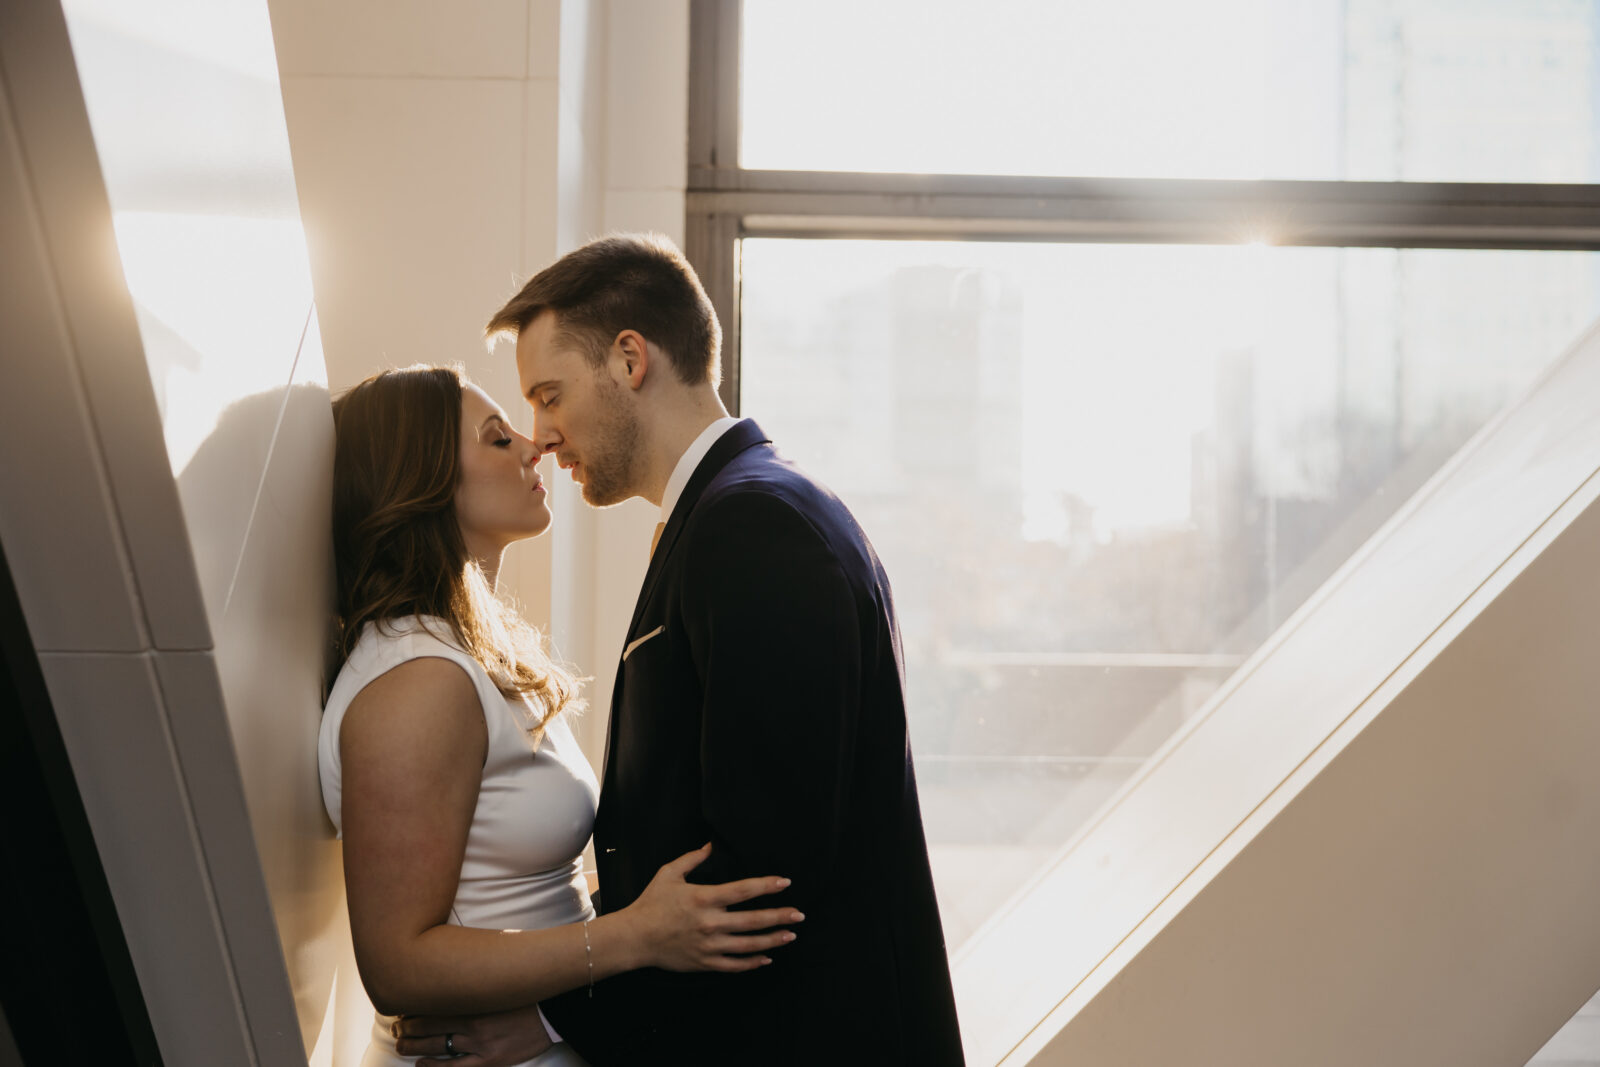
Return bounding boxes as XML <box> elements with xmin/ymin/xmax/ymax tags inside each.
<box><xmin>649</xmin><ymin>521</ymin><xmax>666</xmax><ymax>559</ymax></box>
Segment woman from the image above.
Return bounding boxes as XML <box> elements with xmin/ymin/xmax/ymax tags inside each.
<box><xmin>320</xmin><ymin>365</ymin><xmax>800</xmax><ymax>1066</ymax></box>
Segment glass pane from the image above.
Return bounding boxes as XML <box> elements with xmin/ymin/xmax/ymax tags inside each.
<box><xmin>739</xmin><ymin>239</ymin><xmax>1600</xmax><ymax>961</ymax></box>
<box><xmin>741</xmin><ymin>0</ymin><xmax>1600</xmax><ymax>181</ymax></box>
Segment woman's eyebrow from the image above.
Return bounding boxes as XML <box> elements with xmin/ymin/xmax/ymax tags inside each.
<box><xmin>478</xmin><ymin>413</ymin><xmax>509</xmax><ymax>433</ymax></box>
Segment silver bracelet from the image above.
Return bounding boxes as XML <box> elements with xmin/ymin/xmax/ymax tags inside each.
<box><xmin>582</xmin><ymin>918</ymin><xmax>594</xmax><ymax>997</ymax></box>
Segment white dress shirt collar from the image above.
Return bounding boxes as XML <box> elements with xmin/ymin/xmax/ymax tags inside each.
<box><xmin>660</xmin><ymin>416</ymin><xmax>742</xmax><ymax>524</ymax></box>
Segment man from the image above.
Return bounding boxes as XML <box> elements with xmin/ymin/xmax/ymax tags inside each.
<box><xmin>399</xmin><ymin>233</ymin><xmax>963</xmax><ymax>1064</ymax></box>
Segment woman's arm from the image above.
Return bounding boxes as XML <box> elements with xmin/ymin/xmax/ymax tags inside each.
<box><xmin>340</xmin><ymin>656</ymin><xmax>798</xmax><ymax>1018</ymax></box>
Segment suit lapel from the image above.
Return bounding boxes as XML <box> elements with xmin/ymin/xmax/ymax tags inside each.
<box><xmin>621</xmin><ymin>418</ymin><xmax>772</xmax><ymax>642</ymax></box>
<box><xmin>598</xmin><ymin>420</ymin><xmax>772</xmax><ymax>791</ymax></box>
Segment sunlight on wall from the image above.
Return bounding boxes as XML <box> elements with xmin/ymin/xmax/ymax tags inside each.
<box><xmin>63</xmin><ymin>0</ymin><xmax>347</xmax><ymax>1057</ymax></box>
<box><xmin>112</xmin><ymin>211</ymin><xmax>314</xmax><ymax>472</ymax></box>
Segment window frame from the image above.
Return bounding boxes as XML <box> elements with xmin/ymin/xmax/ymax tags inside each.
<box><xmin>684</xmin><ymin>0</ymin><xmax>1600</xmax><ymax>416</ymax></box>
<box><xmin>685</xmin><ymin>4</ymin><xmax>1600</xmax><ymax>1060</ymax></box>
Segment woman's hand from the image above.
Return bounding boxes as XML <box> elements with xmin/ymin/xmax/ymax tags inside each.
<box><xmin>616</xmin><ymin>842</ymin><xmax>803</xmax><ymax>972</ymax></box>
<box><xmin>393</xmin><ymin>1006</ymin><xmax>552</xmax><ymax>1066</ymax></box>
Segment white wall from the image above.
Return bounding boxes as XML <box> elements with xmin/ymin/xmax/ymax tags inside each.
<box><xmin>0</xmin><ymin>0</ymin><xmax>333</xmax><ymax>1062</ymax></box>
<box><xmin>4</xmin><ymin>0</ymin><xmax>680</xmax><ymax>1056</ymax></box>
<box><xmin>270</xmin><ymin>0</ymin><xmax>690</xmax><ymax>762</ymax></box>
<box><xmin>269</xmin><ymin>1</ymin><xmax>559</xmax><ymax>643</ymax></box>
<box><xmin>264</xmin><ymin>0</ymin><xmax>688</xmax><ymax>1056</ymax></box>
<box><xmin>569</xmin><ymin>0</ymin><xmax>693</xmax><ymax>755</ymax></box>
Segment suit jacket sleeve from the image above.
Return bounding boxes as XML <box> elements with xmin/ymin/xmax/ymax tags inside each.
<box><xmin>679</xmin><ymin>488</ymin><xmax>861</xmax><ymax>898</ymax></box>
<box><xmin>543</xmin><ymin>488</ymin><xmax>863</xmax><ymax>1061</ymax></box>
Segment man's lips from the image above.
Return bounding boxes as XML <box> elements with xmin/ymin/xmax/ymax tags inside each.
<box><xmin>552</xmin><ymin>453</ymin><xmax>582</xmax><ymax>481</ymax></box>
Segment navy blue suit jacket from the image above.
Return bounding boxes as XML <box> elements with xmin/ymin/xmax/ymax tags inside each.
<box><xmin>542</xmin><ymin>420</ymin><xmax>963</xmax><ymax>1064</ymax></box>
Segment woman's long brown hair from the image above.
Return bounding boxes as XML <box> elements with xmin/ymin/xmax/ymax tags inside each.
<box><xmin>330</xmin><ymin>364</ymin><xmax>578</xmax><ymax>726</ymax></box>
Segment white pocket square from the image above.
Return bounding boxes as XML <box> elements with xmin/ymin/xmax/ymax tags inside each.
<box><xmin>623</xmin><ymin>625</ymin><xmax>665</xmax><ymax>661</ymax></box>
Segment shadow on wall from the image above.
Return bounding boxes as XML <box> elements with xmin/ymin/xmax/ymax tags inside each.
<box><xmin>175</xmin><ymin>381</ymin><xmax>361</xmax><ymax>1056</ymax></box>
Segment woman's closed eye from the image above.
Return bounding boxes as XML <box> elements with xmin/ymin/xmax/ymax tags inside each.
<box><xmin>492</xmin><ymin>435</ymin><xmax>513</xmax><ymax>448</ymax></box>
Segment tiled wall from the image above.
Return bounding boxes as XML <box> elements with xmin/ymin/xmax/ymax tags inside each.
<box><xmin>269</xmin><ymin>0</ymin><xmax>692</xmax><ymax>763</ymax></box>
<box><xmin>585</xmin><ymin>0</ymin><xmax>693</xmax><ymax>760</ymax></box>
<box><xmin>262</xmin><ymin>0</ymin><xmax>691</xmax><ymax>1053</ymax></box>
<box><xmin>65</xmin><ymin>0</ymin><xmax>348</xmax><ymax>1056</ymax></box>
<box><xmin>0</xmin><ymin>0</ymin><xmax>344</xmax><ymax>1060</ymax></box>
<box><xmin>267</xmin><ymin>0</ymin><xmax>572</xmax><ymax>651</ymax></box>
<box><xmin>3</xmin><ymin>3</ymin><xmax>693</xmax><ymax>1061</ymax></box>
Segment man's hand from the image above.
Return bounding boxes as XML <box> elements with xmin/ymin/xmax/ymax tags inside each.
<box><xmin>392</xmin><ymin>1004</ymin><xmax>554</xmax><ymax>1066</ymax></box>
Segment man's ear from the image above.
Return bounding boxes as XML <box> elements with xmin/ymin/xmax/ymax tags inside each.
<box><xmin>611</xmin><ymin>330</ymin><xmax>651</xmax><ymax>390</ymax></box>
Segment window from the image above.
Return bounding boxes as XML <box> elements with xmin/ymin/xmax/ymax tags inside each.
<box><xmin>740</xmin><ymin>238</ymin><xmax>1599</xmax><ymax>947</ymax></box>
<box><xmin>687</xmin><ymin>2</ymin><xmax>1600</xmax><ymax>1059</ymax></box>
<box><xmin>741</xmin><ymin>0</ymin><xmax>1600</xmax><ymax>183</ymax></box>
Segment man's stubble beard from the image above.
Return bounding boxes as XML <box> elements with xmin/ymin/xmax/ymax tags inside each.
<box><xmin>577</xmin><ymin>376</ymin><xmax>643</xmax><ymax>508</ymax></box>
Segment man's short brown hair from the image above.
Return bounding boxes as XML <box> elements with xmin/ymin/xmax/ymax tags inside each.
<box><xmin>487</xmin><ymin>232</ymin><xmax>721</xmax><ymax>386</ymax></box>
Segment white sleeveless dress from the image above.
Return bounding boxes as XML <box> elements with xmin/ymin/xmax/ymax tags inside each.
<box><xmin>319</xmin><ymin>615</ymin><xmax>598</xmax><ymax>1067</ymax></box>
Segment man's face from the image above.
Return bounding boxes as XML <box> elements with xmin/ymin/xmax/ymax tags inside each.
<box><xmin>516</xmin><ymin>311</ymin><xmax>642</xmax><ymax>507</ymax></box>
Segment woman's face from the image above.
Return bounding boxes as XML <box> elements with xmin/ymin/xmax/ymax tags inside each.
<box><xmin>455</xmin><ymin>383</ymin><xmax>550</xmax><ymax>559</ymax></box>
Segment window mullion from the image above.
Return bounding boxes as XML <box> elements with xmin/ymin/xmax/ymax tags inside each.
<box><xmin>688</xmin><ymin>169</ymin><xmax>1600</xmax><ymax>252</ymax></box>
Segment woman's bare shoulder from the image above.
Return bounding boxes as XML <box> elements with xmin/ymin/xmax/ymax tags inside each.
<box><xmin>341</xmin><ymin>655</ymin><xmax>487</xmax><ymax>760</ymax></box>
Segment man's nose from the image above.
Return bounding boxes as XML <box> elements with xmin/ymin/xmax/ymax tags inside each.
<box><xmin>529</xmin><ymin>415</ymin><xmax>559</xmax><ymax>454</ymax></box>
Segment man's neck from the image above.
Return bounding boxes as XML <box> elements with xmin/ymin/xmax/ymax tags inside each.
<box><xmin>638</xmin><ymin>391</ymin><xmax>730</xmax><ymax>507</ymax></box>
